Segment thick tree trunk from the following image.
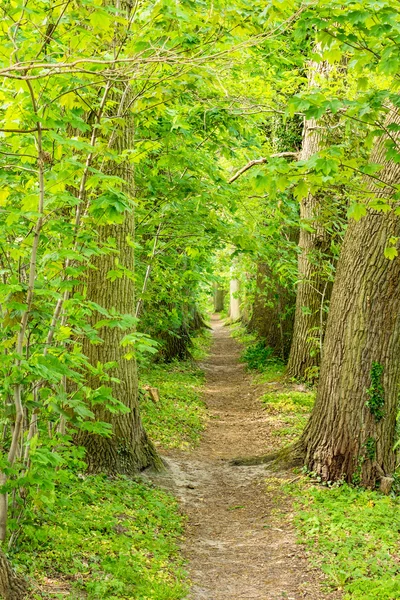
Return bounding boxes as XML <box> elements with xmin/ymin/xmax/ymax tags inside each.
<box><xmin>76</xmin><ymin>85</ymin><xmax>162</xmax><ymax>474</ymax></box>
<box><xmin>287</xmin><ymin>60</ymin><xmax>332</xmax><ymax>380</ymax></box>
<box><xmin>248</xmin><ymin>263</ymin><xmax>295</xmax><ymax>360</ymax></box>
<box><xmin>298</xmin><ymin>108</ymin><xmax>400</xmax><ymax>487</ymax></box>
<box><xmin>0</xmin><ymin>549</ymin><xmax>27</xmax><ymax>600</ymax></box>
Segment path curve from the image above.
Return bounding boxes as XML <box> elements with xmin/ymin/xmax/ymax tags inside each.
<box><xmin>152</xmin><ymin>317</ymin><xmax>338</xmax><ymax>600</ymax></box>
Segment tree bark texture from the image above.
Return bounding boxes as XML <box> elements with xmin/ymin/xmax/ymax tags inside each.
<box><xmin>76</xmin><ymin>86</ymin><xmax>162</xmax><ymax>474</ymax></box>
<box><xmin>287</xmin><ymin>61</ymin><xmax>332</xmax><ymax>380</ymax></box>
<box><xmin>0</xmin><ymin>549</ymin><xmax>27</xmax><ymax>600</ymax></box>
<box><xmin>298</xmin><ymin>107</ymin><xmax>400</xmax><ymax>487</ymax></box>
<box><xmin>248</xmin><ymin>263</ymin><xmax>295</xmax><ymax>360</ymax></box>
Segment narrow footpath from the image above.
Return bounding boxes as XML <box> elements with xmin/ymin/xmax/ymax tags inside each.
<box><xmin>153</xmin><ymin>317</ymin><xmax>338</xmax><ymax>600</ymax></box>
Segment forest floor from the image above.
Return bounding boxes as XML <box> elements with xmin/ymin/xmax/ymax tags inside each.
<box><xmin>151</xmin><ymin>316</ymin><xmax>340</xmax><ymax>600</ymax></box>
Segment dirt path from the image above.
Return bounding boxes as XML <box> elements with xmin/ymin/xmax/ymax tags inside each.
<box><xmin>152</xmin><ymin>317</ymin><xmax>337</xmax><ymax>600</ymax></box>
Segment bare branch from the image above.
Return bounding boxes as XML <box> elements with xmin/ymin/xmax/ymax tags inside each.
<box><xmin>228</xmin><ymin>152</ymin><xmax>298</xmax><ymax>184</ymax></box>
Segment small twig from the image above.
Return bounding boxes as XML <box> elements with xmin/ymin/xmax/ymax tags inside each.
<box><xmin>287</xmin><ymin>475</ymin><xmax>303</xmax><ymax>484</ymax></box>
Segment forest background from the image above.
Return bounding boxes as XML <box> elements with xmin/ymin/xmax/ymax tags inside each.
<box><xmin>0</xmin><ymin>0</ymin><xmax>400</xmax><ymax>598</ymax></box>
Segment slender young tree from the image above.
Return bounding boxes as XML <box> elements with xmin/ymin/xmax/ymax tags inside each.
<box><xmin>298</xmin><ymin>107</ymin><xmax>400</xmax><ymax>488</ymax></box>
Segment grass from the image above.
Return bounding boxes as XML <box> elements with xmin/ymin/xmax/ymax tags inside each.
<box><xmin>139</xmin><ymin>331</ymin><xmax>210</xmax><ymax>450</ymax></box>
<box><xmin>13</xmin><ymin>475</ymin><xmax>188</xmax><ymax>599</ymax></box>
<box><xmin>262</xmin><ymin>390</ymin><xmax>315</xmax><ymax>441</ymax></box>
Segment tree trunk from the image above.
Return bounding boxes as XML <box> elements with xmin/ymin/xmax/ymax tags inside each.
<box><xmin>213</xmin><ymin>283</ymin><xmax>225</xmax><ymax>312</ymax></box>
<box><xmin>287</xmin><ymin>60</ymin><xmax>332</xmax><ymax>380</ymax></box>
<box><xmin>298</xmin><ymin>107</ymin><xmax>400</xmax><ymax>487</ymax></box>
<box><xmin>229</xmin><ymin>278</ymin><xmax>240</xmax><ymax>321</ymax></box>
<box><xmin>76</xmin><ymin>84</ymin><xmax>162</xmax><ymax>474</ymax></box>
<box><xmin>0</xmin><ymin>549</ymin><xmax>27</xmax><ymax>600</ymax></box>
<box><xmin>248</xmin><ymin>263</ymin><xmax>295</xmax><ymax>360</ymax></box>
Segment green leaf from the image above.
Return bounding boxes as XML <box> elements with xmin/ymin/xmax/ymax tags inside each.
<box><xmin>348</xmin><ymin>203</ymin><xmax>367</xmax><ymax>221</ymax></box>
<box><xmin>384</xmin><ymin>246</ymin><xmax>398</xmax><ymax>260</ymax></box>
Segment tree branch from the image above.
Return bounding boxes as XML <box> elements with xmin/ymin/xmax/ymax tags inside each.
<box><xmin>228</xmin><ymin>152</ymin><xmax>298</xmax><ymax>184</ymax></box>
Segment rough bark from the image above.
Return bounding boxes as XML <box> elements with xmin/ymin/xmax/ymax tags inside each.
<box><xmin>159</xmin><ymin>322</ymin><xmax>193</xmax><ymax>362</ymax></box>
<box><xmin>0</xmin><ymin>549</ymin><xmax>27</xmax><ymax>600</ymax></box>
<box><xmin>76</xmin><ymin>86</ymin><xmax>162</xmax><ymax>474</ymax></box>
<box><xmin>248</xmin><ymin>263</ymin><xmax>295</xmax><ymax>361</ymax></box>
<box><xmin>287</xmin><ymin>61</ymin><xmax>332</xmax><ymax>380</ymax></box>
<box><xmin>213</xmin><ymin>283</ymin><xmax>225</xmax><ymax>312</ymax></box>
<box><xmin>298</xmin><ymin>107</ymin><xmax>400</xmax><ymax>487</ymax></box>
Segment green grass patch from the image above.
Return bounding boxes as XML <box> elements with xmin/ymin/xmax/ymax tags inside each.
<box><xmin>139</xmin><ymin>332</ymin><xmax>209</xmax><ymax>450</ymax></box>
<box><xmin>230</xmin><ymin>322</ymin><xmax>257</xmax><ymax>346</ymax></box>
<box><xmin>292</xmin><ymin>483</ymin><xmax>400</xmax><ymax>599</ymax></box>
<box><xmin>262</xmin><ymin>390</ymin><xmax>315</xmax><ymax>413</ymax></box>
<box><xmin>14</xmin><ymin>475</ymin><xmax>188</xmax><ymax>599</ymax></box>
<box><xmin>261</xmin><ymin>390</ymin><xmax>315</xmax><ymax>441</ymax></box>
<box><xmin>140</xmin><ymin>360</ymin><xmax>206</xmax><ymax>450</ymax></box>
<box><xmin>252</xmin><ymin>361</ymin><xmax>286</xmax><ymax>383</ymax></box>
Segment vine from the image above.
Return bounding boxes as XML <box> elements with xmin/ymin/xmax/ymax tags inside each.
<box><xmin>366</xmin><ymin>362</ymin><xmax>385</xmax><ymax>422</ymax></box>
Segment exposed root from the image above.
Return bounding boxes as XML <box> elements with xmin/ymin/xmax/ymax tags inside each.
<box><xmin>230</xmin><ymin>443</ymin><xmax>304</xmax><ymax>469</ymax></box>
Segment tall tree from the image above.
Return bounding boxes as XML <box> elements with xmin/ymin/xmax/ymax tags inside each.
<box><xmin>287</xmin><ymin>59</ymin><xmax>332</xmax><ymax>380</ymax></box>
<box><xmin>248</xmin><ymin>262</ymin><xmax>295</xmax><ymax>360</ymax></box>
<box><xmin>297</xmin><ymin>107</ymin><xmax>400</xmax><ymax>488</ymax></box>
<box><xmin>75</xmin><ymin>80</ymin><xmax>162</xmax><ymax>473</ymax></box>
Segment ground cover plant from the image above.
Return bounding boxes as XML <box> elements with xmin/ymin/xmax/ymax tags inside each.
<box><xmin>292</xmin><ymin>484</ymin><xmax>400</xmax><ymax>599</ymax></box>
<box><xmin>262</xmin><ymin>390</ymin><xmax>315</xmax><ymax>443</ymax></box>
<box><xmin>12</xmin><ymin>475</ymin><xmax>188</xmax><ymax>600</ymax></box>
<box><xmin>139</xmin><ymin>334</ymin><xmax>210</xmax><ymax>450</ymax></box>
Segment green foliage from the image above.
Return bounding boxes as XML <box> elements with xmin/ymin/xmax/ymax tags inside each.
<box><xmin>13</xmin><ymin>475</ymin><xmax>188</xmax><ymax>599</ymax></box>
<box><xmin>0</xmin><ymin>0</ymin><xmax>282</xmax><ymax>554</ymax></box>
<box><xmin>366</xmin><ymin>362</ymin><xmax>385</xmax><ymax>421</ymax></box>
<box><xmin>242</xmin><ymin>340</ymin><xmax>275</xmax><ymax>371</ymax></box>
<box><xmin>293</xmin><ymin>484</ymin><xmax>400</xmax><ymax>599</ymax></box>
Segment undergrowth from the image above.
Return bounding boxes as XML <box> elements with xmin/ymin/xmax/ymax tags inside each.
<box><xmin>230</xmin><ymin>323</ymin><xmax>285</xmax><ymax>376</ymax></box>
<box><xmin>13</xmin><ymin>475</ymin><xmax>188</xmax><ymax>599</ymax></box>
<box><xmin>291</xmin><ymin>483</ymin><xmax>400</xmax><ymax>599</ymax></box>
<box><xmin>139</xmin><ymin>331</ymin><xmax>210</xmax><ymax>449</ymax></box>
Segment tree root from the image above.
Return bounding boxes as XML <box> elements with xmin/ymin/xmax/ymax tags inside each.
<box><xmin>0</xmin><ymin>548</ymin><xmax>28</xmax><ymax>600</ymax></box>
<box><xmin>230</xmin><ymin>443</ymin><xmax>304</xmax><ymax>469</ymax></box>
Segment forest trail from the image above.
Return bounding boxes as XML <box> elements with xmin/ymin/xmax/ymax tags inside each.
<box><xmin>152</xmin><ymin>317</ymin><xmax>338</xmax><ymax>600</ymax></box>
